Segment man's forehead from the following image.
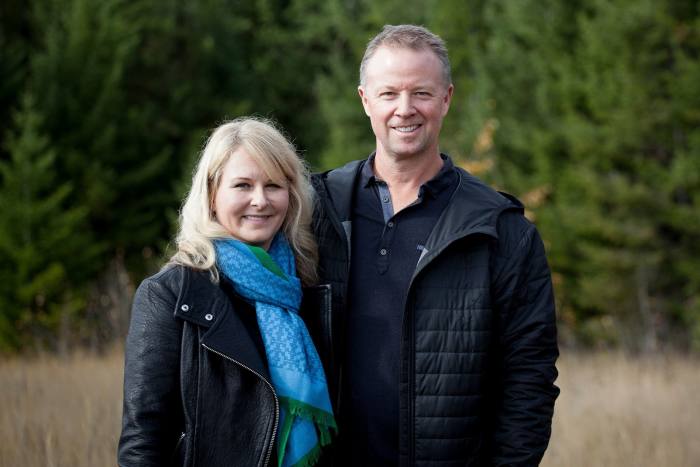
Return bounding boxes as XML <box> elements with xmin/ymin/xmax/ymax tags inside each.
<box><xmin>363</xmin><ymin>47</ymin><xmax>447</xmax><ymax>88</ymax></box>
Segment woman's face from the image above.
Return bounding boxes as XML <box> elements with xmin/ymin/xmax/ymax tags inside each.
<box><xmin>213</xmin><ymin>148</ymin><xmax>289</xmax><ymax>250</ymax></box>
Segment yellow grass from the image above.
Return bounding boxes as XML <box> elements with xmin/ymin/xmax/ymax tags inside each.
<box><xmin>0</xmin><ymin>348</ymin><xmax>123</xmax><ymax>467</ymax></box>
<box><xmin>542</xmin><ymin>352</ymin><xmax>700</xmax><ymax>467</ymax></box>
<box><xmin>0</xmin><ymin>349</ymin><xmax>698</xmax><ymax>466</ymax></box>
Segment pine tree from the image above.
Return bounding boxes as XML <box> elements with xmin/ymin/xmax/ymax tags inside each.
<box><xmin>0</xmin><ymin>94</ymin><xmax>100</xmax><ymax>350</ymax></box>
<box><xmin>463</xmin><ymin>0</ymin><xmax>700</xmax><ymax>349</ymax></box>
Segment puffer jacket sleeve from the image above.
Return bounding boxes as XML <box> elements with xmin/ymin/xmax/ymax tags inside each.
<box><xmin>118</xmin><ymin>269</ymin><xmax>184</xmax><ymax>466</ymax></box>
<box><xmin>489</xmin><ymin>211</ymin><xmax>560</xmax><ymax>466</ymax></box>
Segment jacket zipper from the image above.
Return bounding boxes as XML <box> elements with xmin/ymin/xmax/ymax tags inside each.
<box><xmin>202</xmin><ymin>343</ymin><xmax>279</xmax><ymax>467</ymax></box>
<box><xmin>402</xmin><ymin>240</ymin><xmax>458</xmax><ymax>465</ymax></box>
<box><xmin>403</xmin><ymin>230</ymin><xmax>493</xmax><ymax>465</ymax></box>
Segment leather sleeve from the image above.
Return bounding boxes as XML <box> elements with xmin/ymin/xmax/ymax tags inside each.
<box><xmin>489</xmin><ymin>212</ymin><xmax>560</xmax><ymax>466</ymax></box>
<box><xmin>118</xmin><ymin>271</ymin><xmax>184</xmax><ymax>466</ymax></box>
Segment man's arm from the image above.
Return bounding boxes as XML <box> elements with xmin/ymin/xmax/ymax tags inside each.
<box><xmin>489</xmin><ymin>212</ymin><xmax>560</xmax><ymax>466</ymax></box>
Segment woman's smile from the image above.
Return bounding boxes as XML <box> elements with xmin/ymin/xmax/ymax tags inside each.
<box><xmin>213</xmin><ymin>148</ymin><xmax>290</xmax><ymax>250</ymax></box>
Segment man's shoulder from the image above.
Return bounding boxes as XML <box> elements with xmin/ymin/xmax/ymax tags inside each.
<box><xmin>453</xmin><ymin>167</ymin><xmax>523</xmax><ymax>210</ymax></box>
<box><xmin>312</xmin><ymin>159</ymin><xmax>365</xmax><ymax>187</ymax></box>
<box><xmin>312</xmin><ymin>160</ymin><xmax>366</xmax><ymax>220</ymax></box>
<box><xmin>445</xmin><ymin>167</ymin><xmax>528</xmax><ymax>234</ymax></box>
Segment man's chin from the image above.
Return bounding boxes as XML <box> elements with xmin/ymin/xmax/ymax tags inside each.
<box><xmin>384</xmin><ymin>143</ymin><xmax>428</xmax><ymax>160</ymax></box>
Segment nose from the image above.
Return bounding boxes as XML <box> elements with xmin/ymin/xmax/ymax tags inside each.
<box><xmin>395</xmin><ymin>93</ymin><xmax>415</xmax><ymax>118</ymax></box>
<box><xmin>250</xmin><ymin>186</ymin><xmax>269</xmax><ymax>208</ymax></box>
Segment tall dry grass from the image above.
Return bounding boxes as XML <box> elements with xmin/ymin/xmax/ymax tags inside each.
<box><xmin>0</xmin><ymin>349</ymin><xmax>698</xmax><ymax>466</ymax></box>
<box><xmin>542</xmin><ymin>352</ymin><xmax>700</xmax><ymax>467</ymax></box>
<box><xmin>0</xmin><ymin>348</ymin><xmax>123</xmax><ymax>467</ymax></box>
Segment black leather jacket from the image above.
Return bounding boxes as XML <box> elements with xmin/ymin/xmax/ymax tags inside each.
<box><xmin>118</xmin><ymin>265</ymin><xmax>331</xmax><ymax>467</ymax></box>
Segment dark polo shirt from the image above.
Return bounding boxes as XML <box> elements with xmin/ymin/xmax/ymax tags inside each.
<box><xmin>342</xmin><ymin>154</ymin><xmax>458</xmax><ymax>465</ymax></box>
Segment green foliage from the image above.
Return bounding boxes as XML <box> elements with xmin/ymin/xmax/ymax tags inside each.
<box><xmin>0</xmin><ymin>95</ymin><xmax>100</xmax><ymax>350</ymax></box>
<box><xmin>0</xmin><ymin>0</ymin><xmax>699</xmax><ymax>351</ymax></box>
<box><xmin>462</xmin><ymin>0</ymin><xmax>700</xmax><ymax>350</ymax></box>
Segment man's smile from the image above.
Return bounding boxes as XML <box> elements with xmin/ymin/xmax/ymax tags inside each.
<box><xmin>393</xmin><ymin>124</ymin><xmax>421</xmax><ymax>133</ymax></box>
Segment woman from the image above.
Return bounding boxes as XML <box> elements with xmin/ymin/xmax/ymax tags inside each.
<box><xmin>118</xmin><ymin>117</ymin><xmax>335</xmax><ymax>467</ymax></box>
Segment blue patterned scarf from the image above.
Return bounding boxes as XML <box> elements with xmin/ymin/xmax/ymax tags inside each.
<box><xmin>214</xmin><ymin>234</ymin><xmax>336</xmax><ymax>467</ymax></box>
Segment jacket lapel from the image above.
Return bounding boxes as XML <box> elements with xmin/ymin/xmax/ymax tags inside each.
<box><xmin>173</xmin><ymin>267</ymin><xmax>271</xmax><ymax>382</ymax></box>
<box><xmin>415</xmin><ymin>169</ymin><xmax>524</xmax><ymax>277</ymax></box>
<box><xmin>315</xmin><ymin>159</ymin><xmax>364</xmax><ymax>253</ymax></box>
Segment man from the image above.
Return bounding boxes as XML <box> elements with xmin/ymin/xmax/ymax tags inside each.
<box><xmin>310</xmin><ymin>24</ymin><xmax>559</xmax><ymax>466</ymax></box>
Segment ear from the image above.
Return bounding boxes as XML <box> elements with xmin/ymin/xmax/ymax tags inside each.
<box><xmin>441</xmin><ymin>83</ymin><xmax>454</xmax><ymax>117</ymax></box>
<box><xmin>358</xmin><ymin>86</ymin><xmax>371</xmax><ymax>117</ymax></box>
<box><xmin>209</xmin><ymin>192</ymin><xmax>217</xmax><ymax>219</ymax></box>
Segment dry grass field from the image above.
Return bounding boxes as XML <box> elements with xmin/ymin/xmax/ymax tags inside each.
<box><xmin>542</xmin><ymin>352</ymin><xmax>700</xmax><ymax>467</ymax></box>
<box><xmin>0</xmin><ymin>348</ymin><xmax>123</xmax><ymax>467</ymax></box>
<box><xmin>0</xmin><ymin>349</ymin><xmax>698</xmax><ymax>466</ymax></box>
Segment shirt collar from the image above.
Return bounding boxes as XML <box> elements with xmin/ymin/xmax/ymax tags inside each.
<box><xmin>361</xmin><ymin>153</ymin><xmax>455</xmax><ymax>199</ymax></box>
<box><xmin>360</xmin><ymin>153</ymin><xmax>379</xmax><ymax>189</ymax></box>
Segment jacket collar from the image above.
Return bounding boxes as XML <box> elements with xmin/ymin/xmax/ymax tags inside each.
<box><xmin>315</xmin><ymin>159</ymin><xmax>364</xmax><ymax>224</ymax></box>
<box><xmin>173</xmin><ymin>266</ymin><xmax>271</xmax><ymax>382</ymax></box>
<box><xmin>424</xmin><ymin>169</ymin><xmax>523</xmax><ymax>246</ymax></box>
<box><xmin>315</xmin><ymin>157</ymin><xmax>524</xmax><ymax>270</ymax></box>
<box><xmin>415</xmin><ymin>170</ymin><xmax>523</xmax><ymax>274</ymax></box>
<box><xmin>313</xmin><ymin>159</ymin><xmax>364</xmax><ymax>255</ymax></box>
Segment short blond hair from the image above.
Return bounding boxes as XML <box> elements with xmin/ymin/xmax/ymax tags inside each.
<box><xmin>169</xmin><ymin>117</ymin><xmax>318</xmax><ymax>286</ymax></box>
<box><xmin>359</xmin><ymin>24</ymin><xmax>451</xmax><ymax>87</ymax></box>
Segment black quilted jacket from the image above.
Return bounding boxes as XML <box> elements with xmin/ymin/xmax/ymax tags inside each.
<box><xmin>309</xmin><ymin>160</ymin><xmax>559</xmax><ymax>467</ymax></box>
<box><xmin>118</xmin><ymin>265</ymin><xmax>331</xmax><ymax>467</ymax></box>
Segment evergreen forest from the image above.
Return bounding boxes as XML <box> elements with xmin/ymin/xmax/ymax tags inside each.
<box><xmin>1</xmin><ymin>0</ymin><xmax>699</xmax><ymax>353</ymax></box>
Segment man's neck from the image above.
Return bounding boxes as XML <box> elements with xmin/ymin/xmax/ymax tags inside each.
<box><xmin>373</xmin><ymin>150</ymin><xmax>444</xmax><ymax>213</ymax></box>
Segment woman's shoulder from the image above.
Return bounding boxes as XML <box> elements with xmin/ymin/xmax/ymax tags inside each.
<box><xmin>139</xmin><ymin>263</ymin><xmax>183</xmax><ymax>291</ymax></box>
<box><xmin>131</xmin><ymin>265</ymin><xmax>183</xmax><ymax>313</ymax></box>
<box><xmin>136</xmin><ymin>264</ymin><xmax>221</xmax><ymax>309</ymax></box>
<box><xmin>136</xmin><ymin>264</ymin><xmax>210</xmax><ymax>303</ymax></box>
<box><xmin>141</xmin><ymin>263</ymin><xmax>215</xmax><ymax>286</ymax></box>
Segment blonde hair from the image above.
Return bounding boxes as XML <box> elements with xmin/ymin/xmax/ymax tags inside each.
<box><xmin>169</xmin><ymin>117</ymin><xmax>318</xmax><ymax>286</ymax></box>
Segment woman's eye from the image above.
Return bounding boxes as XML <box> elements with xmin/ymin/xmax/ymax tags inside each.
<box><xmin>233</xmin><ymin>183</ymin><xmax>251</xmax><ymax>189</ymax></box>
<box><xmin>266</xmin><ymin>183</ymin><xmax>283</xmax><ymax>190</ymax></box>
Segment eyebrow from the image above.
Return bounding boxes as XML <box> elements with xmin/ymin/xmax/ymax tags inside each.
<box><xmin>374</xmin><ymin>83</ymin><xmax>437</xmax><ymax>92</ymax></box>
<box><xmin>227</xmin><ymin>175</ymin><xmax>281</xmax><ymax>184</ymax></box>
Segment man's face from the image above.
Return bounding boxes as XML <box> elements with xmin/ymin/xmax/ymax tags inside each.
<box><xmin>358</xmin><ymin>46</ymin><xmax>453</xmax><ymax>162</ymax></box>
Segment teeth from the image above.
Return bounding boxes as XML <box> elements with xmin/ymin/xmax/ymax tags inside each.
<box><xmin>395</xmin><ymin>125</ymin><xmax>418</xmax><ymax>132</ymax></box>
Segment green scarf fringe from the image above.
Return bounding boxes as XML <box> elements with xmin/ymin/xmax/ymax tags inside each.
<box><xmin>277</xmin><ymin>396</ymin><xmax>337</xmax><ymax>467</ymax></box>
<box><xmin>279</xmin><ymin>396</ymin><xmax>337</xmax><ymax>433</ymax></box>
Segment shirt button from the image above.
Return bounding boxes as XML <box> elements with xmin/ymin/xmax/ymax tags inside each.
<box><xmin>180</xmin><ymin>304</ymin><xmax>189</xmax><ymax>311</ymax></box>
<box><xmin>205</xmin><ymin>313</ymin><xmax>214</xmax><ymax>321</ymax></box>
<box><xmin>382</xmin><ymin>196</ymin><xmax>390</xmax><ymax>203</ymax></box>
<box><xmin>380</xmin><ymin>248</ymin><xmax>387</xmax><ymax>256</ymax></box>
<box><xmin>387</xmin><ymin>221</ymin><xmax>394</xmax><ymax>228</ymax></box>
